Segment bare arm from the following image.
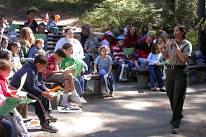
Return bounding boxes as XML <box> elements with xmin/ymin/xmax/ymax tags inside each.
<box><xmin>108</xmin><ymin>64</ymin><xmax>112</xmax><ymax>74</ymax></box>
<box><xmin>160</xmin><ymin>43</ymin><xmax>169</xmax><ymax>59</ymax></box>
<box><xmin>93</xmin><ymin>64</ymin><xmax>97</xmax><ymax>73</ymax></box>
<box><xmin>175</xmin><ymin>48</ymin><xmax>189</xmax><ymax>64</ymax></box>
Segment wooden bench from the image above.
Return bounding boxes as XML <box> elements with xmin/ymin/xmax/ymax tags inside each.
<box><xmin>136</xmin><ymin>69</ymin><xmax>149</xmax><ymax>89</ymax></box>
<box><xmin>47</xmin><ymin>34</ymin><xmax>63</xmax><ymax>50</ymax></box>
<box><xmin>90</xmin><ymin>74</ymin><xmax>103</xmax><ymax>95</ymax></box>
<box><xmin>136</xmin><ymin>65</ymin><xmax>164</xmax><ymax>89</ymax></box>
<box><xmin>12</xmin><ymin>23</ymin><xmax>65</xmax><ymax>45</ymax></box>
<box><xmin>187</xmin><ymin>64</ymin><xmax>206</xmax><ymax>83</ymax></box>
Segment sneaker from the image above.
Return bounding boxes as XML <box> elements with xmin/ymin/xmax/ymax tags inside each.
<box><xmin>41</xmin><ymin>123</ymin><xmax>58</xmax><ymax>133</ymax></box>
<box><xmin>48</xmin><ymin>115</ymin><xmax>58</xmax><ymax>122</ymax></box>
<box><xmin>71</xmin><ymin>95</ymin><xmax>85</xmax><ymax>104</ymax></box>
<box><xmin>59</xmin><ymin>101</ymin><xmax>71</xmax><ymax>107</ymax></box>
<box><xmin>109</xmin><ymin>92</ymin><xmax>115</xmax><ymax>98</ymax></box>
<box><xmin>172</xmin><ymin>128</ymin><xmax>179</xmax><ymax>134</ymax></box>
<box><xmin>160</xmin><ymin>86</ymin><xmax>166</xmax><ymax>92</ymax></box>
<box><xmin>80</xmin><ymin>96</ymin><xmax>87</xmax><ymax>103</ymax></box>
<box><xmin>57</xmin><ymin>106</ymin><xmax>82</xmax><ymax>113</ymax></box>
<box><xmin>100</xmin><ymin>93</ymin><xmax>111</xmax><ymax>98</ymax></box>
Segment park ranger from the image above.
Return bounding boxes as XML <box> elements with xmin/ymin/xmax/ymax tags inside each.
<box><xmin>161</xmin><ymin>25</ymin><xmax>192</xmax><ymax>134</ymax></box>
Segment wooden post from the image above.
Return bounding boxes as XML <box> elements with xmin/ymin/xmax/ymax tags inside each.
<box><xmin>16</xmin><ymin>104</ymin><xmax>28</xmax><ymax>118</ymax></box>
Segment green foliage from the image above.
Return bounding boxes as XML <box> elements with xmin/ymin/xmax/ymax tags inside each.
<box><xmin>187</xmin><ymin>30</ymin><xmax>198</xmax><ymax>49</ymax></box>
<box><xmin>175</xmin><ymin>0</ymin><xmax>198</xmax><ymax>26</ymax></box>
<box><xmin>142</xmin><ymin>0</ymin><xmax>198</xmax><ymax>27</ymax></box>
<box><xmin>81</xmin><ymin>0</ymin><xmax>161</xmax><ymax>30</ymax></box>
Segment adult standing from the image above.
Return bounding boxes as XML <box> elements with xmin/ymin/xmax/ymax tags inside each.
<box><xmin>55</xmin><ymin>28</ymin><xmax>84</xmax><ymax>60</ymax></box>
<box><xmin>161</xmin><ymin>25</ymin><xmax>192</xmax><ymax>134</ymax></box>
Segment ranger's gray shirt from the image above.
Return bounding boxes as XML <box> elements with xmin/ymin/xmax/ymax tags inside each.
<box><xmin>165</xmin><ymin>39</ymin><xmax>192</xmax><ymax>65</ymax></box>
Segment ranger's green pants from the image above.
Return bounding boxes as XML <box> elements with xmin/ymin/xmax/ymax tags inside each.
<box><xmin>166</xmin><ymin>68</ymin><xmax>189</xmax><ymax>128</ymax></box>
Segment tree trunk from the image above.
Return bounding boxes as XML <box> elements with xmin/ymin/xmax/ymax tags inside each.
<box><xmin>169</xmin><ymin>0</ymin><xmax>176</xmax><ymax>26</ymax></box>
<box><xmin>198</xmin><ymin>0</ymin><xmax>206</xmax><ymax>55</ymax></box>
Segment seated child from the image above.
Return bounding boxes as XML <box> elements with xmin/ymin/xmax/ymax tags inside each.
<box><xmin>111</xmin><ymin>35</ymin><xmax>129</xmax><ymax>81</ymax></box>
<box><xmin>43</xmin><ymin>48</ymin><xmax>85</xmax><ymax>106</ymax></box>
<box><xmin>10</xmin><ymin>55</ymin><xmax>58</xmax><ymax>133</ymax></box>
<box><xmin>28</xmin><ymin>39</ymin><xmax>45</xmax><ymax>58</ymax></box>
<box><xmin>8</xmin><ymin>42</ymin><xmax>22</xmax><ymax>73</ymax></box>
<box><xmin>24</xmin><ymin>8</ymin><xmax>38</xmax><ymax>33</ymax></box>
<box><xmin>147</xmin><ymin>42</ymin><xmax>165</xmax><ymax>92</ymax></box>
<box><xmin>137</xmin><ymin>35</ymin><xmax>154</xmax><ymax>70</ymax></box>
<box><xmin>0</xmin><ymin>35</ymin><xmax>9</xmax><ymax>52</ymax></box>
<box><xmin>94</xmin><ymin>45</ymin><xmax>115</xmax><ymax>97</ymax></box>
<box><xmin>61</xmin><ymin>43</ymin><xmax>87</xmax><ymax>103</ymax></box>
<box><xmin>47</xmin><ymin>15</ymin><xmax>60</xmax><ymax>35</ymax></box>
<box><xmin>6</xmin><ymin>19</ymin><xmax>18</xmax><ymax>43</ymax></box>
<box><xmin>36</xmin><ymin>23</ymin><xmax>48</xmax><ymax>51</ymax></box>
<box><xmin>100</xmin><ymin>31</ymin><xmax>114</xmax><ymax>47</ymax></box>
<box><xmin>0</xmin><ymin>17</ymin><xmax>7</xmax><ymax>35</ymax></box>
<box><xmin>0</xmin><ymin>59</ymin><xmax>29</xmax><ymax>136</ymax></box>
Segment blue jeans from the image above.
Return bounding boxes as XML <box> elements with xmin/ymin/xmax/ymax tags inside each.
<box><xmin>138</xmin><ymin>57</ymin><xmax>148</xmax><ymax>70</ymax></box>
<box><xmin>148</xmin><ymin>65</ymin><xmax>164</xmax><ymax>88</ymax></box>
<box><xmin>1</xmin><ymin>118</ymin><xmax>13</xmax><ymax>137</ymax></box>
<box><xmin>99</xmin><ymin>68</ymin><xmax>115</xmax><ymax>93</ymax></box>
<box><xmin>73</xmin><ymin>76</ymin><xmax>84</xmax><ymax>96</ymax></box>
<box><xmin>83</xmin><ymin>53</ymin><xmax>92</xmax><ymax>71</ymax></box>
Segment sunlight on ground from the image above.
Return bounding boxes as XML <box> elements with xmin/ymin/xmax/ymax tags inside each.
<box><xmin>122</xmin><ymin>101</ymin><xmax>153</xmax><ymax>111</ymax></box>
<box><xmin>0</xmin><ymin>5</ymin><xmax>5</xmax><ymax>8</ymax></box>
<box><xmin>57</xmin><ymin>112</ymin><xmax>103</xmax><ymax>134</ymax></box>
<box><xmin>186</xmin><ymin>113</ymin><xmax>206</xmax><ymax>123</ymax></box>
<box><xmin>187</xmin><ymin>85</ymin><xmax>206</xmax><ymax>93</ymax></box>
<box><xmin>118</xmin><ymin>90</ymin><xmax>141</xmax><ymax>95</ymax></box>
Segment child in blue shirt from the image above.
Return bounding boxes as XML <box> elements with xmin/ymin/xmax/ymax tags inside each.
<box><xmin>47</xmin><ymin>15</ymin><xmax>60</xmax><ymax>35</ymax></box>
<box><xmin>94</xmin><ymin>45</ymin><xmax>114</xmax><ymax>97</ymax></box>
<box><xmin>28</xmin><ymin>39</ymin><xmax>45</xmax><ymax>58</ymax></box>
<box><xmin>147</xmin><ymin>42</ymin><xmax>165</xmax><ymax>91</ymax></box>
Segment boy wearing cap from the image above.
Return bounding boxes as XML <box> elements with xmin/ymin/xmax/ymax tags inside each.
<box><xmin>100</xmin><ymin>31</ymin><xmax>114</xmax><ymax>47</ymax></box>
<box><xmin>111</xmin><ymin>35</ymin><xmax>129</xmax><ymax>81</ymax></box>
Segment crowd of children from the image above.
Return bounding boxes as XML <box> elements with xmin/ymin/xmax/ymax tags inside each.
<box><xmin>0</xmin><ymin>6</ymin><xmax>204</xmax><ymax>136</ymax></box>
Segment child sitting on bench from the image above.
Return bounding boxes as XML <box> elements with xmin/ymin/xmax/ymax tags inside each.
<box><xmin>94</xmin><ymin>45</ymin><xmax>115</xmax><ymax>97</ymax></box>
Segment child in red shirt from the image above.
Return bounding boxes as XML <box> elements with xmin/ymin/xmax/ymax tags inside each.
<box><xmin>0</xmin><ymin>59</ymin><xmax>29</xmax><ymax>137</ymax></box>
